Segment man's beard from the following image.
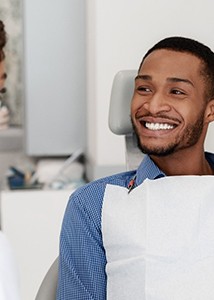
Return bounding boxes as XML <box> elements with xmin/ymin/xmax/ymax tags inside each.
<box><xmin>132</xmin><ymin>111</ymin><xmax>205</xmax><ymax>157</ymax></box>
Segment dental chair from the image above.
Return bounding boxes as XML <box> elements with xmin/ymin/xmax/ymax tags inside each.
<box><xmin>109</xmin><ymin>69</ymin><xmax>143</xmax><ymax>170</ymax></box>
<box><xmin>35</xmin><ymin>70</ymin><xmax>143</xmax><ymax>300</ymax></box>
<box><xmin>35</xmin><ymin>257</ymin><xmax>58</xmax><ymax>300</ymax></box>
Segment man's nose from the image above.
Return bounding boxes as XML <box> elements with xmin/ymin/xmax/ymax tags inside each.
<box><xmin>143</xmin><ymin>92</ymin><xmax>171</xmax><ymax>114</ymax></box>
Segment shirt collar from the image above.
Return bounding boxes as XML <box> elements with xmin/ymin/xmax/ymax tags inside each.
<box><xmin>135</xmin><ymin>155</ymin><xmax>165</xmax><ymax>186</ymax></box>
<box><xmin>135</xmin><ymin>152</ymin><xmax>214</xmax><ymax>187</ymax></box>
<box><xmin>205</xmin><ymin>152</ymin><xmax>214</xmax><ymax>169</ymax></box>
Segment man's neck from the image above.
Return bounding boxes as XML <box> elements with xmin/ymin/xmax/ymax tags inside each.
<box><xmin>150</xmin><ymin>149</ymin><xmax>214</xmax><ymax>176</ymax></box>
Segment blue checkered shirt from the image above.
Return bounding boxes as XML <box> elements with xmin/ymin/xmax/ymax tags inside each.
<box><xmin>57</xmin><ymin>153</ymin><xmax>214</xmax><ymax>300</ymax></box>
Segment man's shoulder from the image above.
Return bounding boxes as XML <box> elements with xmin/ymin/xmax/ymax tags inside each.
<box><xmin>73</xmin><ymin>169</ymin><xmax>136</xmax><ymax>200</ymax></box>
<box><xmin>67</xmin><ymin>170</ymin><xmax>136</xmax><ymax>207</ymax></box>
<box><xmin>64</xmin><ymin>170</ymin><xmax>137</xmax><ymax>221</ymax></box>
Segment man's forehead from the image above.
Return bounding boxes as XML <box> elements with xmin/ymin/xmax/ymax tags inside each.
<box><xmin>139</xmin><ymin>49</ymin><xmax>203</xmax><ymax>75</ymax></box>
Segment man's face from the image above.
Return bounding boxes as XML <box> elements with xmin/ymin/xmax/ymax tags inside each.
<box><xmin>131</xmin><ymin>49</ymin><xmax>209</xmax><ymax>156</ymax></box>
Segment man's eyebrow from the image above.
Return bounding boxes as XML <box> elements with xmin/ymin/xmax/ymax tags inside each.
<box><xmin>135</xmin><ymin>74</ymin><xmax>152</xmax><ymax>81</ymax></box>
<box><xmin>135</xmin><ymin>75</ymin><xmax>194</xmax><ymax>87</ymax></box>
<box><xmin>167</xmin><ymin>77</ymin><xmax>194</xmax><ymax>87</ymax></box>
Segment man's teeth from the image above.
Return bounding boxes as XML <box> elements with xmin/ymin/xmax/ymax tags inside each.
<box><xmin>145</xmin><ymin>122</ymin><xmax>174</xmax><ymax>130</ymax></box>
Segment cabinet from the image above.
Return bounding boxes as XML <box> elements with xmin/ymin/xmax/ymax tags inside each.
<box><xmin>24</xmin><ymin>0</ymin><xmax>86</xmax><ymax>155</ymax></box>
<box><xmin>1</xmin><ymin>189</ymin><xmax>72</xmax><ymax>300</ymax></box>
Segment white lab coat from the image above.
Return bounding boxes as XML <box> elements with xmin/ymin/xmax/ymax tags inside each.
<box><xmin>0</xmin><ymin>231</ymin><xmax>20</xmax><ymax>300</ymax></box>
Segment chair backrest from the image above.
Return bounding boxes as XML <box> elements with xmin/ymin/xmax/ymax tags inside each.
<box><xmin>109</xmin><ymin>70</ymin><xmax>144</xmax><ymax>170</ymax></box>
<box><xmin>109</xmin><ymin>70</ymin><xmax>136</xmax><ymax>135</ymax></box>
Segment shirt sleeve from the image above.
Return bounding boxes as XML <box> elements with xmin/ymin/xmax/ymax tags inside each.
<box><xmin>56</xmin><ymin>187</ymin><xmax>107</xmax><ymax>300</ymax></box>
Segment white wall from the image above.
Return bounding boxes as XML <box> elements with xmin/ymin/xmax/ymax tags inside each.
<box><xmin>86</xmin><ymin>0</ymin><xmax>214</xmax><ymax>180</ymax></box>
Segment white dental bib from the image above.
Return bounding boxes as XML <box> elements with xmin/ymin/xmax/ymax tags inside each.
<box><xmin>102</xmin><ymin>176</ymin><xmax>214</xmax><ymax>300</ymax></box>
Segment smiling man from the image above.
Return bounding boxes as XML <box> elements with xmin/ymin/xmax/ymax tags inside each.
<box><xmin>57</xmin><ymin>37</ymin><xmax>214</xmax><ymax>300</ymax></box>
<box><xmin>132</xmin><ymin>41</ymin><xmax>214</xmax><ymax>176</ymax></box>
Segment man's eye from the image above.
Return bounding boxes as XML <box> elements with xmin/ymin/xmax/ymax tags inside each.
<box><xmin>137</xmin><ymin>86</ymin><xmax>151</xmax><ymax>93</ymax></box>
<box><xmin>171</xmin><ymin>89</ymin><xmax>185</xmax><ymax>95</ymax></box>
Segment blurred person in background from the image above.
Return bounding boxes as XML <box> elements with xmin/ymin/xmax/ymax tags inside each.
<box><xmin>0</xmin><ymin>19</ymin><xmax>9</xmax><ymax>129</ymax></box>
<box><xmin>0</xmin><ymin>19</ymin><xmax>20</xmax><ymax>300</ymax></box>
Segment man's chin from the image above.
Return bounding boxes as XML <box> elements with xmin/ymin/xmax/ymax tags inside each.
<box><xmin>137</xmin><ymin>141</ymin><xmax>177</xmax><ymax>157</ymax></box>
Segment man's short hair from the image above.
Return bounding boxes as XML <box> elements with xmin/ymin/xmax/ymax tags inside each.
<box><xmin>0</xmin><ymin>20</ymin><xmax>6</xmax><ymax>62</ymax></box>
<box><xmin>139</xmin><ymin>37</ymin><xmax>214</xmax><ymax>101</ymax></box>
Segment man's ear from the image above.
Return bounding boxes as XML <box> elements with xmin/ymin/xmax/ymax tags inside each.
<box><xmin>205</xmin><ymin>99</ymin><xmax>214</xmax><ymax>124</ymax></box>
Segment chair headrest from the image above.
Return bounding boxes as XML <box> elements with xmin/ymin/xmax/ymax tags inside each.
<box><xmin>108</xmin><ymin>70</ymin><xmax>137</xmax><ymax>135</ymax></box>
